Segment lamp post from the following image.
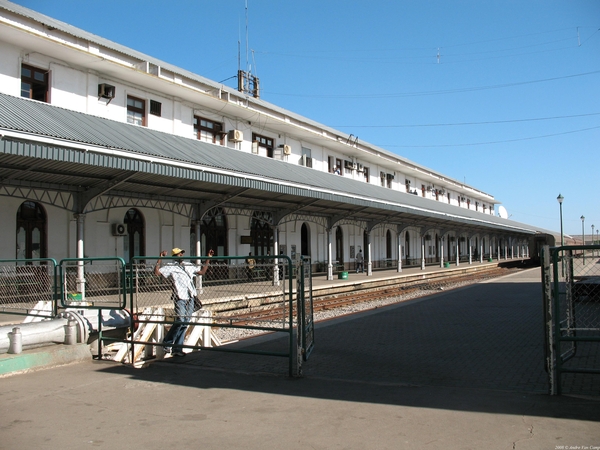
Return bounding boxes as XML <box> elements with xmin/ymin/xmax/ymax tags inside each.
<box><xmin>593</xmin><ymin>224</ymin><xmax>595</xmax><ymax>256</ymax></box>
<box><xmin>581</xmin><ymin>215</ymin><xmax>585</xmax><ymax>264</ymax></box>
<box><xmin>557</xmin><ymin>194</ymin><xmax>564</xmax><ymax>277</ymax></box>
<box><xmin>557</xmin><ymin>194</ymin><xmax>564</xmax><ymax>246</ymax></box>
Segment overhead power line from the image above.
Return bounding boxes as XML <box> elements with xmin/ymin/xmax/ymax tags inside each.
<box><xmin>332</xmin><ymin>112</ymin><xmax>600</xmax><ymax>129</ymax></box>
<box><xmin>377</xmin><ymin>124</ymin><xmax>600</xmax><ymax>148</ymax></box>
<box><xmin>265</xmin><ymin>70</ymin><xmax>600</xmax><ymax>99</ymax></box>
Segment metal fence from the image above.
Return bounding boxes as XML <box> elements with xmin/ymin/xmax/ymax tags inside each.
<box><xmin>116</xmin><ymin>254</ymin><xmax>308</xmax><ymax>376</ymax></box>
<box><xmin>542</xmin><ymin>245</ymin><xmax>600</xmax><ymax>395</ymax></box>
<box><xmin>59</xmin><ymin>257</ymin><xmax>127</xmax><ymax>310</ymax></box>
<box><xmin>0</xmin><ymin>259</ymin><xmax>58</xmax><ymax>320</ymax></box>
<box><xmin>0</xmin><ymin>254</ymin><xmax>313</xmax><ymax>376</ymax></box>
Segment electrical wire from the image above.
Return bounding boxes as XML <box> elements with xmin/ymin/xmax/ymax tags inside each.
<box><xmin>376</xmin><ymin>124</ymin><xmax>600</xmax><ymax>148</ymax></box>
<box><xmin>332</xmin><ymin>112</ymin><xmax>600</xmax><ymax>129</ymax></box>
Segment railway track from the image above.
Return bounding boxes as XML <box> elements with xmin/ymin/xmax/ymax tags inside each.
<box><xmin>212</xmin><ymin>265</ymin><xmax>523</xmax><ymax>330</ymax></box>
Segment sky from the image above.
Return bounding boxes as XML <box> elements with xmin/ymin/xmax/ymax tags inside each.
<box><xmin>11</xmin><ymin>0</ymin><xmax>600</xmax><ymax>237</ymax></box>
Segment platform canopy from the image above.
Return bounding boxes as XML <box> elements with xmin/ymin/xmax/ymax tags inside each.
<box><xmin>0</xmin><ymin>93</ymin><xmax>534</xmax><ymax>236</ymax></box>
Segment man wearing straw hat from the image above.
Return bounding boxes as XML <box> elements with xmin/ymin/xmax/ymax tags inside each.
<box><xmin>154</xmin><ymin>247</ymin><xmax>213</xmax><ymax>356</ymax></box>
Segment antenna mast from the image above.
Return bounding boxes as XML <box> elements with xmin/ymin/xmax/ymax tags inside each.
<box><xmin>237</xmin><ymin>0</ymin><xmax>260</xmax><ymax>98</ymax></box>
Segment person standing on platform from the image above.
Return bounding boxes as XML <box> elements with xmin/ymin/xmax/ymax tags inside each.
<box><xmin>154</xmin><ymin>247</ymin><xmax>213</xmax><ymax>357</ymax></box>
<box><xmin>355</xmin><ymin>249</ymin><xmax>364</xmax><ymax>273</ymax></box>
<box><xmin>246</xmin><ymin>252</ymin><xmax>256</xmax><ymax>280</ymax></box>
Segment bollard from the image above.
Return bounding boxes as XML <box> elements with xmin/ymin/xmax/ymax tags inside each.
<box><xmin>64</xmin><ymin>320</ymin><xmax>77</xmax><ymax>345</ymax></box>
<box><xmin>8</xmin><ymin>327</ymin><xmax>22</xmax><ymax>354</ymax></box>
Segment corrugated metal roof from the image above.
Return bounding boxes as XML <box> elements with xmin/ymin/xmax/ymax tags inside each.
<box><xmin>0</xmin><ymin>93</ymin><xmax>535</xmax><ymax>234</ymax></box>
<box><xmin>0</xmin><ymin>0</ymin><xmax>492</xmax><ymax>196</ymax></box>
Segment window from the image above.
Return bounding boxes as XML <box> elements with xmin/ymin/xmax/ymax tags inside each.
<box><xmin>380</xmin><ymin>172</ymin><xmax>386</xmax><ymax>187</ymax></box>
<box><xmin>123</xmin><ymin>208</ymin><xmax>145</xmax><ymax>263</ymax></box>
<box><xmin>387</xmin><ymin>174</ymin><xmax>394</xmax><ymax>189</ymax></box>
<box><xmin>16</xmin><ymin>201</ymin><xmax>47</xmax><ymax>259</ymax></box>
<box><xmin>21</xmin><ymin>64</ymin><xmax>48</xmax><ymax>102</ymax></box>
<box><xmin>363</xmin><ymin>167</ymin><xmax>369</xmax><ymax>183</ymax></box>
<box><xmin>127</xmin><ymin>96</ymin><xmax>146</xmax><ymax>126</ymax></box>
<box><xmin>252</xmin><ymin>133</ymin><xmax>274</xmax><ymax>158</ymax></box>
<box><xmin>301</xmin><ymin>147</ymin><xmax>313</xmax><ymax>167</ymax></box>
<box><xmin>329</xmin><ymin>157</ymin><xmax>342</xmax><ymax>175</ymax></box>
<box><xmin>194</xmin><ymin>116</ymin><xmax>224</xmax><ymax>144</ymax></box>
<box><xmin>150</xmin><ymin>100</ymin><xmax>162</xmax><ymax>117</ymax></box>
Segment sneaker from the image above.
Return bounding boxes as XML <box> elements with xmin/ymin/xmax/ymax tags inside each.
<box><xmin>173</xmin><ymin>351</ymin><xmax>185</xmax><ymax>357</ymax></box>
<box><xmin>162</xmin><ymin>347</ymin><xmax>172</xmax><ymax>355</ymax></box>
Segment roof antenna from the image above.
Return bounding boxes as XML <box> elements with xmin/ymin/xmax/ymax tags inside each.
<box><xmin>237</xmin><ymin>0</ymin><xmax>260</xmax><ymax>98</ymax></box>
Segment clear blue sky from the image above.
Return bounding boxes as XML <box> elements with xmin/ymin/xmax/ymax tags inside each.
<box><xmin>12</xmin><ymin>0</ymin><xmax>600</xmax><ymax>237</ymax></box>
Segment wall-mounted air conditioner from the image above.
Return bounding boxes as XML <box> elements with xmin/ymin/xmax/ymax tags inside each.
<box><xmin>228</xmin><ymin>129</ymin><xmax>243</xmax><ymax>142</ymax></box>
<box><xmin>357</xmin><ymin>163</ymin><xmax>364</xmax><ymax>172</ymax></box>
<box><xmin>112</xmin><ymin>223</ymin><xmax>127</xmax><ymax>236</ymax></box>
<box><xmin>98</xmin><ymin>83</ymin><xmax>116</xmax><ymax>102</ymax></box>
<box><xmin>282</xmin><ymin>144</ymin><xmax>291</xmax><ymax>155</ymax></box>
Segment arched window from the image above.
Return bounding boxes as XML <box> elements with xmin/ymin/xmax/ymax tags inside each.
<box><xmin>194</xmin><ymin>207</ymin><xmax>228</xmax><ymax>256</ymax></box>
<box><xmin>251</xmin><ymin>211</ymin><xmax>273</xmax><ymax>256</ymax></box>
<box><xmin>301</xmin><ymin>223</ymin><xmax>310</xmax><ymax>257</ymax></box>
<box><xmin>405</xmin><ymin>231</ymin><xmax>410</xmax><ymax>263</ymax></box>
<box><xmin>386</xmin><ymin>229</ymin><xmax>392</xmax><ymax>261</ymax></box>
<box><xmin>335</xmin><ymin>226</ymin><xmax>344</xmax><ymax>267</ymax></box>
<box><xmin>123</xmin><ymin>208</ymin><xmax>145</xmax><ymax>263</ymax></box>
<box><xmin>16</xmin><ymin>201</ymin><xmax>47</xmax><ymax>259</ymax></box>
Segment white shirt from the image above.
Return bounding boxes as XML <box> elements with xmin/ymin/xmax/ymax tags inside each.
<box><xmin>159</xmin><ymin>262</ymin><xmax>198</xmax><ymax>300</ymax></box>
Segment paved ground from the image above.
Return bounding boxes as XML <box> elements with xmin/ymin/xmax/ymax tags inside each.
<box><xmin>1</xmin><ymin>267</ymin><xmax>599</xmax><ymax>449</ymax></box>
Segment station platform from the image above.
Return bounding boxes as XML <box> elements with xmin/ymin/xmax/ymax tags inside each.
<box><xmin>1</xmin><ymin>263</ymin><xmax>599</xmax><ymax>449</ymax></box>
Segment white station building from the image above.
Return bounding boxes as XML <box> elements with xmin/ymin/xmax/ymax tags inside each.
<box><xmin>0</xmin><ymin>0</ymin><xmax>536</xmax><ymax>279</ymax></box>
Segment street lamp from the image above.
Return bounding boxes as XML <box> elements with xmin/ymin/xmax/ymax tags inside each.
<box><xmin>581</xmin><ymin>215</ymin><xmax>585</xmax><ymax>264</ymax></box>
<box><xmin>557</xmin><ymin>194</ymin><xmax>564</xmax><ymax>247</ymax></box>
<box><xmin>593</xmin><ymin>224</ymin><xmax>596</xmax><ymax>256</ymax></box>
<box><xmin>557</xmin><ymin>194</ymin><xmax>564</xmax><ymax>277</ymax></box>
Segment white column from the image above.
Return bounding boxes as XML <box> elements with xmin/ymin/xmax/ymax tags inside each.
<box><xmin>367</xmin><ymin>234</ymin><xmax>373</xmax><ymax>276</ymax></box>
<box><xmin>327</xmin><ymin>229</ymin><xmax>333</xmax><ymax>281</ymax></box>
<box><xmin>273</xmin><ymin>227</ymin><xmax>280</xmax><ymax>286</ymax></box>
<box><xmin>75</xmin><ymin>214</ymin><xmax>86</xmax><ymax>298</ymax></box>
<box><xmin>397</xmin><ymin>231</ymin><xmax>402</xmax><ymax>273</ymax></box>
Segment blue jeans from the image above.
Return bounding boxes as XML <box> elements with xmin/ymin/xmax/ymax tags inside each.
<box><xmin>163</xmin><ymin>297</ymin><xmax>194</xmax><ymax>352</ymax></box>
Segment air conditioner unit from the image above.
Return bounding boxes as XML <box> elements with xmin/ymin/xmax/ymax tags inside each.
<box><xmin>282</xmin><ymin>144</ymin><xmax>291</xmax><ymax>155</ymax></box>
<box><xmin>344</xmin><ymin>160</ymin><xmax>354</xmax><ymax>170</ymax></box>
<box><xmin>98</xmin><ymin>83</ymin><xmax>116</xmax><ymax>100</ymax></box>
<box><xmin>227</xmin><ymin>129</ymin><xmax>243</xmax><ymax>142</ymax></box>
<box><xmin>357</xmin><ymin>163</ymin><xmax>364</xmax><ymax>172</ymax></box>
<box><xmin>112</xmin><ymin>223</ymin><xmax>127</xmax><ymax>236</ymax></box>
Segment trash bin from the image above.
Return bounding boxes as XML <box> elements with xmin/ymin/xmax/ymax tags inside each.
<box><xmin>443</xmin><ymin>262</ymin><xmax>450</xmax><ymax>268</ymax></box>
<box><xmin>488</xmin><ymin>258</ymin><xmax>493</xmax><ymax>262</ymax></box>
<box><xmin>338</xmin><ymin>271</ymin><xmax>348</xmax><ymax>279</ymax></box>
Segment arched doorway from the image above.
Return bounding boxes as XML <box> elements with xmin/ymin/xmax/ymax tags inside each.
<box><xmin>124</xmin><ymin>208</ymin><xmax>145</xmax><ymax>263</ymax></box>
<box><xmin>195</xmin><ymin>207</ymin><xmax>228</xmax><ymax>256</ymax></box>
<box><xmin>404</xmin><ymin>231</ymin><xmax>410</xmax><ymax>265</ymax></box>
<box><xmin>301</xmin><ymin>223</ymin><xmax>310</xmax><ymax>257</ymax></box>
<box><xmin>251</xmin><ymin>211</ymin><xmax>273</xmax><ymax>256</ymax></box>
<box><xmin>16</xmin><ymin>201</ymin><xmax>47</xmax><ymax>259</ymax></box>
<box><xmin>335</xmin><ymin>226</ymin><xmax>344</xmax><ymax>269</ymax></box>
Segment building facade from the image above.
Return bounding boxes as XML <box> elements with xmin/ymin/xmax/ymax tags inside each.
<box><xmin>0</xmin><ymin>1</ymin><xmax>534</xmax><ymax>279</ymax></box>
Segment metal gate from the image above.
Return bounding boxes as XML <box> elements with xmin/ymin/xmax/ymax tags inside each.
<box><xmin>542</xmin><ymin>245</ymin><xmax>600</xmax><ymax>395</ymax></box>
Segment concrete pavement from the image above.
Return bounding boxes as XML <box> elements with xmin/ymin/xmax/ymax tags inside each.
<box><xmin>1</xmin><ymin>267</ymin><xmax>599</xmax><ymax>449</ymax></box>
